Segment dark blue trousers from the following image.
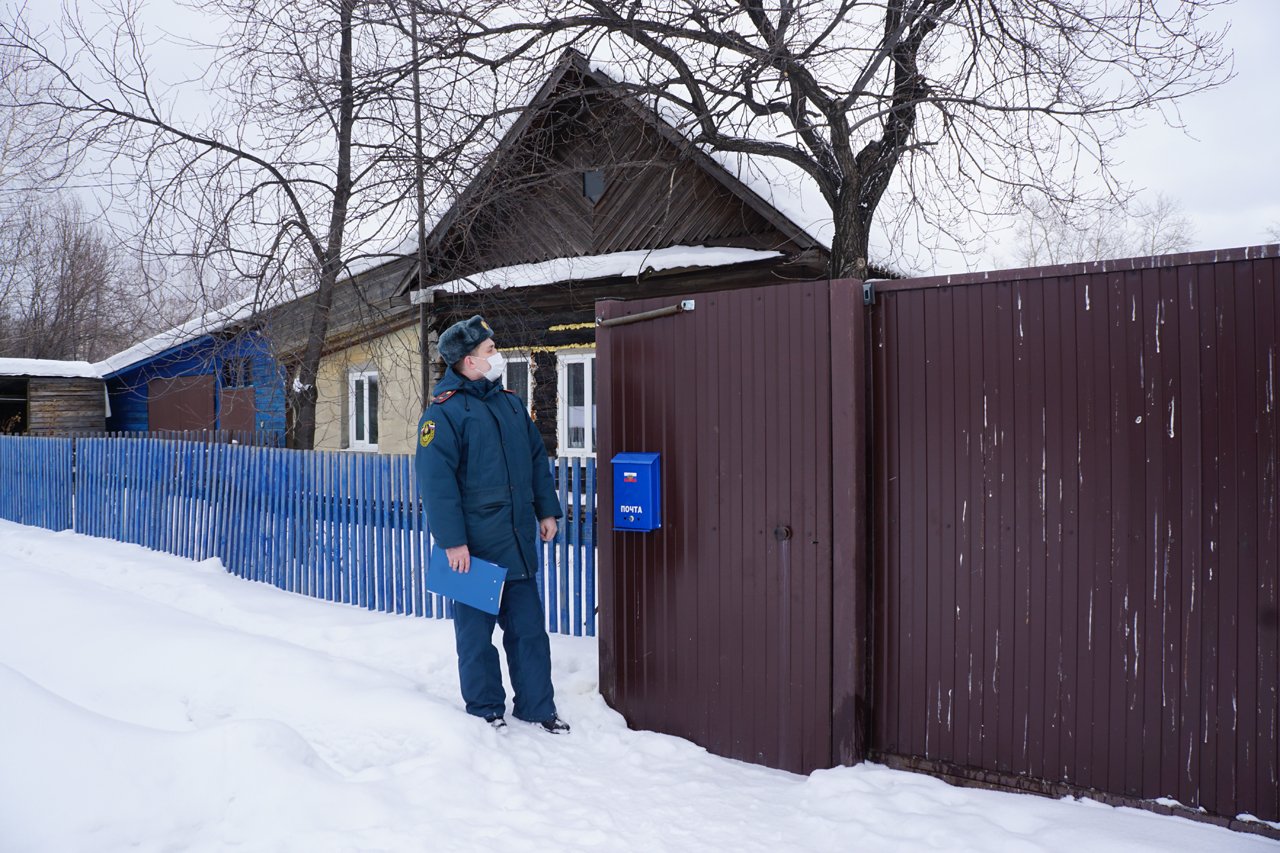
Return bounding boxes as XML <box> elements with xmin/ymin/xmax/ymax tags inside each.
<box><xmin>453</xmin><ymin>577</ymin><xmax>556</xmax><ymax>722</ymax></box>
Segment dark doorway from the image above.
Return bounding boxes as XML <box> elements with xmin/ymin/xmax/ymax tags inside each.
<box><xmin>0</xmin><ymin>377</ymin><xmax>27</xmax><ymax>433</ymax></box>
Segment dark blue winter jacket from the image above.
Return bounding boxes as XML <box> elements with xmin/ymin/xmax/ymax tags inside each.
<box><xmin>415</xmin><ymin>367</ymin><xmax>562</xmax><ymax>581</ymax></box>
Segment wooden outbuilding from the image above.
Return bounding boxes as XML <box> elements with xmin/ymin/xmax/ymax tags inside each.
<box><xmin>0</xmin><ymin>359</ymin><xmax>106</xmax><ymax>434</ymax></box>
<box><xmin>97</xmin><ymin>306</ymin><xmax>286</xmax><ymax>439</ymax></box>
<box><xmin>0</xmin><ymin>358</ymin><xmax>106</xmax><ymax>435</ymax></box>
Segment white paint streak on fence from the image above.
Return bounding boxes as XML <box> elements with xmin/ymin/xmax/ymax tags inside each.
<box><xmin>1268</xmin><ymin>349</ymin><xmax>1275</xmax><ymax>414</ymax></box>
<box><xmin>1153</xmin><ymin>513</ymin><xmax>1161</xmax><ymax>603</ymax></box>
<box><xmin>992</xmin><ymin>630</ymin><xmax>1000</xmax><ymax>693</ymax></box>
<box><xmin>1088</xmin><ymin>591</ymin><xmax>1094</xmax><ymax>651</ymax></box>
<box><xmin>1133</xmin><ymin>612</ymin><xmax>1141</xmax><ymax>679</ymax></box>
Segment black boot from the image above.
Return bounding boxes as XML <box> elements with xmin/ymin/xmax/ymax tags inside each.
<box><xmin>535</xmin><ymin>715</ymin><xmax>570</xmax><ymax>734</ymax></box>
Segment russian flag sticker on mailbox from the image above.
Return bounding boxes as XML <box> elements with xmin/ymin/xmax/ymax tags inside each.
<box><xmin>612</xmin><ymin>452</ymin><xmax>661</xmax><ymax>532</ymax></box>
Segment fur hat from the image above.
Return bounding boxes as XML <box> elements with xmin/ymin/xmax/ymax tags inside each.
<box><xmin>438</xmin><ymin>315</ymin><xmax>494</xmax><ymax>366</ymax></box>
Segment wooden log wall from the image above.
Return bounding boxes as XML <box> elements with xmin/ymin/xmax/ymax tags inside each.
<box><xmin>26</xmin><ymin>378</ymin><xmax>106</xmax><ymax>432</ymax></box>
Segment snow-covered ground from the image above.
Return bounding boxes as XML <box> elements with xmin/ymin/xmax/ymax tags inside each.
<box><xmin>0</xmin><ymin>520</ymin><xmax>1270</xmax><ymax>853</ymax></box>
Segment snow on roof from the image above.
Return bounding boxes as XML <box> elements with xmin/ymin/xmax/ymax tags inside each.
<box><xmin>704</xmin><ymin>147</ymin><xmax>835</xmax><ymax>248</ymax></box>
<box><xmin>342</xmin><ymin>232</ymin><xmax>420</xmax><ymax>279</ymax></box>
<box><xmin>0</xmin><ymin>358</ymin><xmax>102</xmax><ymax>379</ymax></box>
<box><xmin>93</xmin><ymin>292</ymin><xmax>267</xmax><ymax>378</ymax></box>
<box><xmin>583</xmin><ymin>55</ymin><xmax>837</xmax><ymax>250</ymax></box>
<box><xmin>351</xmin><ymin>52</ymin><xmax>840</xmax><ymax>293</ymax></box>
<box><xmin>411</xmin><ymin>245</ymin><xmax>783</xmax><ymax>302</ymax></box>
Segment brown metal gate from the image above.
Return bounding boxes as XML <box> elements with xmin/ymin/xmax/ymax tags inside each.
<box><xmin>596</xmin><ymin>279</ymin><xmax>869</xmax><ymax>774</ymax></box>
<box><xmin>869</xmin><ymin>246</ymin><xmax>1279</xmax><ymax>823</ymax></box>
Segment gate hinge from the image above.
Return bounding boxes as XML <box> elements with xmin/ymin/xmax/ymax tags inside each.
<box><xmin>862</xmin><ymin>282</ymin><xmax>876</xmax><ymax>306</ymax></box>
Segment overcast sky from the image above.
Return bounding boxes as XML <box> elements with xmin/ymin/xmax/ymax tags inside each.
<box><xmin>24</xmin><ymin>0</ymin><xmax>1280</xmax><ymax>276</ymax></box>
<box><xmin>1102</xmin><ymin>0</ymin><xmax>1280</xmax><ymax>253</ymax></box>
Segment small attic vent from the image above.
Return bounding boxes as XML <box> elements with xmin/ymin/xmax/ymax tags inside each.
<box><xmin>583</xmin><ymin>169</ymin><xmax>605</xmax><ymax>204</ymax></box>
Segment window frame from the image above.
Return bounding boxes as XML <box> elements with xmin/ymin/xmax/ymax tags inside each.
<box><xmin>347</xmin><ymin>367</ymin><xmax>379</xmax><ymax>451</ymax></box>
<box><xmin>220</xmin><ymin>355</ymin><xmax>252</xmax><ymax>389</ymax></box>
<box><xmin>502</xmin><ymin>353</ymin><xmax>533</xmax><ymax>415</ymax></box>
<box><xmin>556</xmin><ymin>350</ymin><xmax>596</xmax><ymax>458</ymax></box>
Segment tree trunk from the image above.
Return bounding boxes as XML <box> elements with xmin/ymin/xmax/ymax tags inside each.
<box><xmin>829</xmin><ymin>184</ymin><xmax>873</xmax><ymax>280</ymax></box>
<box><xmin>289</xmin><ymin>0</ymin><xmax>355</xmax><ymax>451</ymax></box>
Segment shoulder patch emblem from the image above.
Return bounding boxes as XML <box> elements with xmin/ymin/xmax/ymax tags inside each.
<box><xmin>432</xmin><ymin>390</ymin><xmax>457</xmax><ymax>404</ymax></box>
<box><xmin>419</xmin><ymin>420</ymin><xmax>436</xmax><ymax>448</ymax></box>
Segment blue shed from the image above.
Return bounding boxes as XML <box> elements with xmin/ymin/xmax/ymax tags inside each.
<box><xmin>96</xmin><ymin>307</ymin><xmax>286</xmax><ymax>438</ymax></box>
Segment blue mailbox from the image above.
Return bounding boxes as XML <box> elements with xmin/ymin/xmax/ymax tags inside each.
<box><xmin>612</xmin><ymin>452</ymin><xmax>661</xmax><ymax>532</ymax></box>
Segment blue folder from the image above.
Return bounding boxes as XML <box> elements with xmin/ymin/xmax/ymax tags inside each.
<box><xmin>427</xmin><ymin>547</ymin><xmax>506</xmax><ymax>614</ymax></box>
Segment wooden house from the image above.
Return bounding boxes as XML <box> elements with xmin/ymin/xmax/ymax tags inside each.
<box><xmin>262</xmin><ymin>255</ymin><xmax>423</xmax><ymax>454</ymax></box>
<box><xmin>264</xmin><ymin>51</ymin><xmax>890</xmax><ymax>456</ymax></box>
<box><xmin>0</xmin><ymin>359</ymin><xmax>106</xmax><ymax>434</ymax></box>
<box><xmin>402</xmin><ymin>52</ymin><xmax>889</xmax><ymax>457</ymax></box>
<box><xmin>97</xmin><ymin>304</ymin><xmax>286</xmax><ymax>437</ymax></box>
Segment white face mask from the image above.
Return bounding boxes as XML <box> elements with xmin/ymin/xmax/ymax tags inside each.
<box><xmin>481</xmin><ymin>350</ymin><xmax>506</xmax><ymax>382</ymax></box>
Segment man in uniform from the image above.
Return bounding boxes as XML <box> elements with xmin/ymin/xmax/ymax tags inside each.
<box><xmin>415</xmin><ymin>315</ymin><xmax>570</xmax><ymax>734</ymax></box>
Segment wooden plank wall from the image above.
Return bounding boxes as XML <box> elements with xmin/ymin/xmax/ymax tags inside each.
<box><xmin>869</xmin><ymin>246</ymin><xmax>1280</xmax><ymax>825</ymax></box>
<box><xmin>26</xmin><ymin>378</ymin><xmax>105</xmax><ymax>432</ymax></box>
<box><xmin>426</xmin><ymin>89</ymin><xmax>804</xmax><ymax>285</ymax></box>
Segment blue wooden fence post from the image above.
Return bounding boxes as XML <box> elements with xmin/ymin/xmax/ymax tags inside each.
<box><xmin>570</xmin><ymin>458</ymin><xmax>582</xmax><ymax>637</ymax></box>
<box><xmin>1</xmin><ymin>436</ymin><xmax>597</xmax><ymax>637</ymax></box>
<box><xmin>585</xmin><ymin>457</ymin><xmax>597</xmax><ymax>637</ymax></box>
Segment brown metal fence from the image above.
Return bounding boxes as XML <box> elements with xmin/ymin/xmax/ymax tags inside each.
<box><xmin>869</xmin><ymin>246</ymin><xmax>1279</xmax><ymax>824</ymax></box>
<box><xmin>595</xmin><ymin>246</ymin><xmax>1276</xmax><ymax>830</ymax></box>
<box><xmin>596</xmin><ymin>279</ymin><xmax>868</xmax><ymax>774</ymax></box>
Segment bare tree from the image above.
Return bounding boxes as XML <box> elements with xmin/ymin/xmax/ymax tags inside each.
<box><xmin>0</xmin><ymin>195</ymin><xmax>143</xmax><ymax>360</ymax></box>
<box><xmin>1128</xmin><ymin>193</ymin><xmax>1196</xmax><ymax>258</ymax></box>
<box><xmin>0</xmin><ymin>0</ymin><xmax>444</xmax><ymax>447</ymax></box>
<box><xmin>1266</xmin><ymin>223</ymin><xmax>1280</xmax><ymax>243</ymax></box>
<box><xmin>0</xmin><ymin>40</ymin><xmax>73</xmax><ymax>202</ymax></box>
<box><xmin>435</xmin><ymin>0</ymin><xmax>1231</xmax><ymax>277</ymax></box>
<box><xmin>1011</xmin><ymin>191</ymin><xmax>1195</xmax><ymax>267</ymax></box>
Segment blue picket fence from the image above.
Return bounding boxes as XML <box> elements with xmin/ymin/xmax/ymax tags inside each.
<box><xmin>0</xmin><ymin>434</ymin><xmax>598</xmax><ymax>636</ymax></box>
<box><xmin>0</xmin><ymin>436</ymin><xmax>73</xmax><ymax>531</ymax></box>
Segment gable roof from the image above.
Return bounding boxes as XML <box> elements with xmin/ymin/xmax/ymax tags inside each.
<box><xmin>395</xmin><ymin>50</ymin><xmax>826</xmax><ymax>298</ymax></box>
<box><xmin>256</xmin><ymin>48</ymin><xmax>885</xmax><ymax>360</ymax></box>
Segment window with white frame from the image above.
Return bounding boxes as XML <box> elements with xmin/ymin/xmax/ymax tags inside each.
<box><xmin>503</xmin><ymin>354</ymin><xmax>533</xmax><ymax>413</ymax></box>
<box><xmin>556</xmin><ymin>351</ymin><xmax>596</xmax><ymax>457</ymax></box>
<box><xmin>348</xmin><ymin>368</ymin><xmax>379</xmax><ymax>450</ymax></box>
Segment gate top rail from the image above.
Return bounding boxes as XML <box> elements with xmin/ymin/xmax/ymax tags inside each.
<box><xmin>864</xmin><ymin>242</ymin><xmax>1279</xmax><ymax>295</ymax></box>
